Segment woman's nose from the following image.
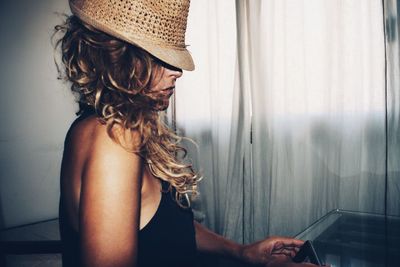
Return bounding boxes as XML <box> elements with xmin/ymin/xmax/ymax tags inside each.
<box><xmin>166</xmin><ymin>67</ymin><xmax>183</xmax><ymax>79</ymax></box>
<box><xmin>173</xmin><ymin>69</ymin><xmax>183</xmax><ymax>79</ymax></box>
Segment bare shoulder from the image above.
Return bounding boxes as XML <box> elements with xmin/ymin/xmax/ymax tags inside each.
<box><xmin>83</xmin><ymin>120</ymin><xmax>142</xmax><ymax>181</ymax></box>
<box><xmin>67</xmin><ymin>115</ymin><xmax>141</xmax><ymax>167</ymax></box>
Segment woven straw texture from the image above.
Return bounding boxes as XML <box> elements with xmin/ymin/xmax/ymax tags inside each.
<box><xmin>69</xmin><ymin>0</ymin><xmax>194</xmax><ymax>70</ymax></box>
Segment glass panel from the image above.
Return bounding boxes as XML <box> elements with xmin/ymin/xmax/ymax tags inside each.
<box><xmin>295</xmin><ymin>210</ymin><xmax>400</xmax><ymax>267</ymax></box>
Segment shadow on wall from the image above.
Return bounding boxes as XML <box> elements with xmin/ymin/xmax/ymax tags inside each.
<box><xmin>0</xmin><ymin>0</ymin><xmax>74</xmax><ymax>228</ymax></box>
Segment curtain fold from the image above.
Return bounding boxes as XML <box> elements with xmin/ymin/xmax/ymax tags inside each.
<box><xmin>384</xmin><ymin>0</ymin><xmax>400</xmax><ymax>216</ymax></box>
<box><xmin>173</xmin><ymin>0</ymin><xmax>242</xmax><ymax>238</ymax></box>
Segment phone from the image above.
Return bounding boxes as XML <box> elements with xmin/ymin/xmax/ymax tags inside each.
<box><xmin>292</xmin><ymin>240</ymin><xmax>323</xmax><ymax>266</ymax></box>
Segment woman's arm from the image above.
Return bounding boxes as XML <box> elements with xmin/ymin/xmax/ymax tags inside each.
<box><xmin>79</xmin><ymin>125</ymin><xmax>142</xmax><ymax>267</ymax></box>
<box><xmin>195</xmin><ymin>221</ymin><xmax>320</xmax><ymax>267</ymax></box>
<box><xmin>194</xmin><ymin>221</ymin><xmax>242</xmax><ymax>260</ymax></box>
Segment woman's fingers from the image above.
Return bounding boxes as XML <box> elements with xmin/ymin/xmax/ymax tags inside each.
<box><xmin>272</xmin><ymin>239</ymin><xmax>302</xmax><ymax>253</ymax></box>
<box><xmin>277</xmin><ymin>237</ymin><xmax>304</xmax><ymax>248</ymax></box>
<box><xmin>271</xmin><ymin>247</ymin><xmax>298</xmax><ymax>257</ymax></box>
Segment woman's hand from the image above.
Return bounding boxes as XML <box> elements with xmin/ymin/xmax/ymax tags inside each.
<box><xmin>239</xmin><ymin>236</ymin><xmax>304</xmax><ymax>266</ymax></box>
<box><xmin>194</xmin><ymin>223</ymin><xmax>327</xmax><ymax>266</ymax></box>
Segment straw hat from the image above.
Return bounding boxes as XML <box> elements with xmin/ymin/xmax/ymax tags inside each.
<box><xmin>69</xmin><ymin>0</ymin><xmax>194</xmax><ymax>71</ymax></box>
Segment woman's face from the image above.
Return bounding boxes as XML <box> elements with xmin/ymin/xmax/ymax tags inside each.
<box><xmin>148</xmin><ymin>62</ymin><xmax>183</xmax><ymax>111</ymax></box>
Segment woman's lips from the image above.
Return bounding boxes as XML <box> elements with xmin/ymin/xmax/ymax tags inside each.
<box><xmin>148</xmin><ymin>87</ymin><xmax>175</xmax><ymax>98</ymax></box>
<box><xmin>162</xmin><ymin>86</ymin><xmax>175</xmax><ymax>91</ymax></box>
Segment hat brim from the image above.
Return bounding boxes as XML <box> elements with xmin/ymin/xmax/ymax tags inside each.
<box><xmin>70</xmin><ymin>2</ymin><xmax>195</xmax><ymax>71</ymax></box>
<box><xmin>132</xmin><ymin>39</ymin><xmax>195</xmax><ymax>71</ymax></box>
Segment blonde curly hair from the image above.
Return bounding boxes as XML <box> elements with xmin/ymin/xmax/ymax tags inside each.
<box><xmin>54</xmin><ymin>15</ymin><xmax>200</xmax><ymax>207</ymax></box>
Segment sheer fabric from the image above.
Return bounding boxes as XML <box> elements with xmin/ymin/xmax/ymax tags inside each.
<box><xmin>244</xmin><ymin>0</ymin><xmax>390</xmax><ymax>239</ymax></box>
<box><xmin>174</xmin><ymin>0</ymin><xmax>400</xmax><ymax>248</ymax></box>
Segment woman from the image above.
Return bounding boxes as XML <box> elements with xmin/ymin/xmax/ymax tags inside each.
<box><xmin>56</xmin><ymin>0</ymin><xmax>317</xmax><ymax>266</ymax></box>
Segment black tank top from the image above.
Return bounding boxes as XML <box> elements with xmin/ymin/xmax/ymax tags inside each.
<box><xmin>59</xmin><ymin>112</ymin><xmax>197</xmax><ymax>267</ymax></box>
<box><xmin>137</xmin><ymin>182</ymin><xmax>197</xmax><ymax>267</ymax></box>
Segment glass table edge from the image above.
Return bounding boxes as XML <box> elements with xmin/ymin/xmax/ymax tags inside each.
<box><xmin>294</xmin><ymin>209</ymin><xmax>400</xmax><ymax>240</ymax></box>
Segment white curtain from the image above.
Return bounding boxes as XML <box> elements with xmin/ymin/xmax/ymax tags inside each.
<box><xmin>244</xmin><ymin>0</ymin><xmax>391</xmax><ymax>240</ymax></box>
<box><xmin>174</xmin><ymin>0</ymin><xmax>400</xmax><ymax>251</ymax></box>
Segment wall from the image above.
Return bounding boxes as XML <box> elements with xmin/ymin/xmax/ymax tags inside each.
<box><xmin>0</xmin><ymin>0</ymin><xmax>76</xmax><ymax>228</ymax></box>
